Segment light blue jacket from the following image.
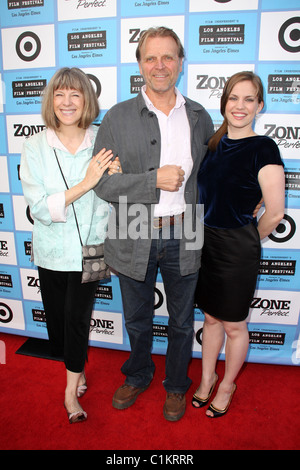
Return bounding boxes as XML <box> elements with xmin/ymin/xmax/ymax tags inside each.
<box><xmin>20</xmin><ymin>126</ymin><xmax>109</xmax><ymax>272</ymax></box>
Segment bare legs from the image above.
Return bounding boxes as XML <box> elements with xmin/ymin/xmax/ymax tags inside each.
<box><xmin>64</xmin><ymin>369</ymin><xmax>87</xmax><ymax>422</ymax></box>
<box><xmin>194</xmin><ymin>312</ymin><xmax>249</xmax><ymax>416</ymax></box>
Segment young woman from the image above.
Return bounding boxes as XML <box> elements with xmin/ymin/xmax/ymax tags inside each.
<box><xmin>21</xmin><ymin>67</ymin><xmax>120</xmax><ymax>423</ymax></box>
<box><xmin>192</xmin><ymin>71</ymin><xmax>285</xmax><ymax>417</ymax></box>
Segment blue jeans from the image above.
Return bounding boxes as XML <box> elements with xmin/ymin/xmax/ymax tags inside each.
<box><xmin>118</xmin><ymin>225</ymin><xmax>198</xmax><ymax>394</ymax></box>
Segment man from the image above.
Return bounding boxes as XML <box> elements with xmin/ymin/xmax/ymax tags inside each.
<box><xmin>93</xmin><ymin>27</ymin><xmax>214</xmax><ymax>421</ymax></box>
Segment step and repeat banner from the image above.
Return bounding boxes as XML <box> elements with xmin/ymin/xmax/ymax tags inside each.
<box><xmin>0</xmin><ymin>0</ymin><xmax>299</xmax><ymax>366</ymax></box>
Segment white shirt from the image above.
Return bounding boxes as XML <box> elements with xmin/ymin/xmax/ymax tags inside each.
<box><xmin>141</xmin><ymin>86</ymin><xmax>193</xmax><ymax>217</ymax></box>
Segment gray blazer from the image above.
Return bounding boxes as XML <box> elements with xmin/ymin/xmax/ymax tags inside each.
<box><xmin>94</xmin><ymin>92</ymin><xmax>214</xmax><ymax>281</ymax></box>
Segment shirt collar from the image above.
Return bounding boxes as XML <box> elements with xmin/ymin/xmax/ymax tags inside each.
<box><xmin>141</xmin><ymin>85</ymin><xmax>186</xmax><ymax>112</ymax></box>
<box><xmin>46</xmin><ymin>126</ymin><xmax>94</xmax><ymax>153</ymax></box>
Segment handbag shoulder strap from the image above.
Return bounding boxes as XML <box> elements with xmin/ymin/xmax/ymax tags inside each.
<box><xmin>53</xmin><ymin>148</ymin><xmax>83</xmax><ymax>247</ymax></box>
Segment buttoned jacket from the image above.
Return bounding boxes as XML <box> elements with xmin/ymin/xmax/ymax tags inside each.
<box><xmin>94</xmin><ymin>92</ymin><xmax>214</xmax><ymax>281</ymax></box>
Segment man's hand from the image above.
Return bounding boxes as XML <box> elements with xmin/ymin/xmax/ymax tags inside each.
<box><xmin>156</xmin><ymin>165</ymin><xmax>185</xmax><ymax>192</ymax></box>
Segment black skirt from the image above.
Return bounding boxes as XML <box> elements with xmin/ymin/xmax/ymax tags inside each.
<box><xmin>195</xmin><ymin>223</ymin><xmax>261</xmax><ymax>322</ymax></box>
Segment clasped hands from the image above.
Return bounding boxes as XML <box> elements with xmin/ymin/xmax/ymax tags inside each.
<box><xmin>86</xmin><ymin>153</ymin><xmax>183</xmax><ymax>192</ymax></box>
<box><xmin>83</xmin><ymin>148</ymin><xmax>122</xmax><ymax>190</ymax></box>
<box><xmin>93</xmin><ymin>148</ymin><xmax>122</xmax><ymax>175</ymax></box>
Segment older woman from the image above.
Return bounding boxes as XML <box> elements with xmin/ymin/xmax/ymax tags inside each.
<box><xmin>193</xmin><ymin>71</ymin><xmax>285</xmax><ymax>417</ymax></box>
<box><xmin>20</xmin><ymin>67</ymin><xmax>119</xmax><ymax>423</ymax></box>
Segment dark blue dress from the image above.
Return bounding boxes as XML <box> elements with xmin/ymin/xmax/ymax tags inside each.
<box><xmin>195</xmin><ymin>135</ymin><xmax>284</xmax><ymax>321</ymax></box>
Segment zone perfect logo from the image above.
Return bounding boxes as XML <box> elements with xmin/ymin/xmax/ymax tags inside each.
<box><xmin>254</xmin><ymin>114</ymin><xmax>300</xmax><ymax>158</ymax></box>
<box><xmin>6</xmin><ymin>114</ymin><xmax>45</xmax><ymax>154</ymax></box>
<box><xmin>196</xmin><ymin>74</ymin><xmax>230</xmax><ymax>92</ymax></box>
<box><xmin>249</xmin><ymin>290</ymin><xmax>300</xmax><ymax>325</ymax></box>
<box><xmin>263</xmin><ymin>123</ymin><xmax>300</xmax><ymax>146</ymax></box>
<box><xmin>0</xmin><ymin>240</ymin><xmax>9</xmax><ymax>257</ymax></box>
<box><xmin>120</xmin><ymin>16</ymin><xmax>185</xmax><ymax>63</ymax></box>
<box><xmin>57</xmin><ymin>0</ymin><xmax>116</xmax><ymax>21</ymax></box>
<box><xmin>187</xmin><ymin>64</ymin><xmax>254</xmax><ymax>109</ymax></box>
<box><xmin>0</xmin><ymin>233</ymin><xmax>17</xmax><ymax>265</ymax></box>
<box><xmin>13</xmin><ymin>123</ymin><xmax>45</xmax><ymax>137</ymax></box>
<box><xmin>89</xmin><ymin>310</ymin><xmax>123</xmax><ymax>344</ymax></box>
<box><xmin>20</xmin><ymin>268</ymin><xmax>42</xmax><ymax>302</ymax></box>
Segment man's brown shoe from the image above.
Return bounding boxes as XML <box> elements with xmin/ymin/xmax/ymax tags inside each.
<box><xmin>163</xmin><ymin>393</ymin><xmax>186</xmax><ymax>421</ymax></box>
<box><xmin>112</xmin><ymin>383</ymin><xmax>149</xmax><ymax>410</ymax></box>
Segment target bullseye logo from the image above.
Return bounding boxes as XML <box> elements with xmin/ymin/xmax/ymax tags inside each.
<box><xmin>87</xmin><ymin>73</ymin><xmax>102</xmax><ymax>98</ymax></box>
<box><xmin>16</xmin><ymin>31</ymin><xmax>41</xmax><ymax>62</ymax></box>
<box><xmin>269</xmin><ymin>214</ymin><xmax>296</xmax><ymax>243</ymax></box>
<box><xmin>0</xmin><ymin>303</ymin><xmax>13</xmax><ymax>324</ymax></box>
<box><xmin>154</xmin><ymin>287</ymin><xmax>163</xmax><ymax>310</ymax></box>
<box><xmin>278</xmin><ymin>17</ymin><xmax>300</xmax><ymax>53</ymax></box>
<box><xmin>195</xmin><ymin>327</ymin><xmax>203</xmax><ymax>346</ymax></box>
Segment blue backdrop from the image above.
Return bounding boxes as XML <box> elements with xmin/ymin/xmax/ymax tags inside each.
<box><xmin>0</xmin><ymin>0</ymin><xmax>299</xmax><ymax>366</ymax></box>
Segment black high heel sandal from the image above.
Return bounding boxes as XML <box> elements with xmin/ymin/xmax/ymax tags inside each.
<box><xmin>206</xmin><ymin>383</ymin><xmax>237</xmax><ymax>418</ymax></box>
<box><xmin>191</xmin><ymin>374</ymin><xmax>218</xmax><ymax>408</ymax></box>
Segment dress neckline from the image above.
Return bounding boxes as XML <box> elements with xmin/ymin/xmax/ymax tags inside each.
<box><xmin>223</xmin><ymin>134</ymin><xmax>261</xmax><ymax>143</ymax></box>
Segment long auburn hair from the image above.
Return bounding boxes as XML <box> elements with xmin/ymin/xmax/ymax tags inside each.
<box><xmin>208</xmin><ymin>71</ymin><xmax>264</xmax><ymax>151</ymax></box>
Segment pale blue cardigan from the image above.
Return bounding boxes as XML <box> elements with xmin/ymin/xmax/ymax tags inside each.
<box><xmin>20</xmin><ymin>126</ymin><xmax>109</xmax><ymax>272</ymax></box>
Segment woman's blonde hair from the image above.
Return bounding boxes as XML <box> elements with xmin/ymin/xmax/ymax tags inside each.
<box><xmin>41</xmin><ymin>67</ymin><xmax>99</xmax><ymax>129</ymax></box>
<box><xmin>208</xmin><ymin>71</ymin><xmax>264</xmax><ymax>151</ymax></box>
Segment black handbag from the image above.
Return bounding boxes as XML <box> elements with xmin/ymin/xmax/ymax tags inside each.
<box><xmin>53</xmin><ymin>149</ymin><xmax>110</xmax><ymax>283</ymax></box>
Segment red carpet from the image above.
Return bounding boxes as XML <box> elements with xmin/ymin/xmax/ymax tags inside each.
<box><xmin>0</xmin><ymin>332</ymin><xmax>299</xmax><ymax>451</ymax></box>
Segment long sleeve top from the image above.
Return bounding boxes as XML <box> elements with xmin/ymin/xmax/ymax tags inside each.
<box><xmin>20</xmin><ymin>125</ymin><xmax>109</xmax><ymax>271</ymax></box>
